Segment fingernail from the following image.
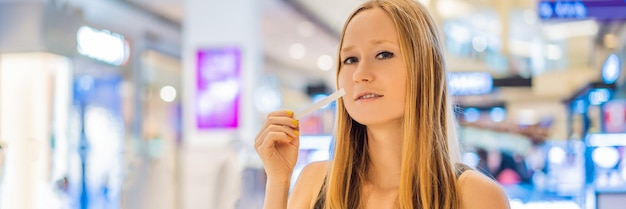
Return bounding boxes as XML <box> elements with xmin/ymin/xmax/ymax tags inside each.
<box><xmin>286</xmin><ymin>110</ymin><xmax>294</xmax><ymax>116</ymax></box>
<box><xmin>292</xmin><ymin>120</ymin><xmax>299</xmax><ymax>126</ymax></box>
<box><xmin>294</xmin><ymin>131</ymin><xmax>299</xmax><ymax>137</ymax></box>
<box><xmin>288</xmin><ymin>136</ymin><xmax>293</xmax><ymax>141</ymax></box>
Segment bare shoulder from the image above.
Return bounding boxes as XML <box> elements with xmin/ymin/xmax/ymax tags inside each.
<box><xmin>288</xmin><ymin>161</ymin><xmax>330</xmax><ymax>209</ymax></box>
<box><xmin>458</xmin><ymin>170</ymin><xmax>511</xmax><ymax>209</ymax></box>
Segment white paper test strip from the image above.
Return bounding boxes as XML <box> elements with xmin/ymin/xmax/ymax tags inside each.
<box><xmin>294</xmin><ymin>88</ymin><xmax>345</xmax><ymax>120</ymax></box>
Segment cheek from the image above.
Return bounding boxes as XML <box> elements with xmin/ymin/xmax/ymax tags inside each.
<box><xmin>337</xmin><ymin>70</ymin><xmax>352</xmax><ymax>89</ymax></box>
<box><xmin>337</xmin><ymin>71</ymin><xmax>355</xmax><ymax>106</ymax></box>
<box><xmin>390</xmin><ymin>70</ymin><xmax>407</xmax><ymax>106</ymax></box>
<box><xmin>398</xmin><ymin>81</ymin><xmax>407</xmax><ymax>105</ymax></box>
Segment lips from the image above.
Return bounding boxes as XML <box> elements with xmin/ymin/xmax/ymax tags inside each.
<box><xmin>355</xmin><ymin>92</ymin><xmax>384</xmax><ymax>101</ymax></box>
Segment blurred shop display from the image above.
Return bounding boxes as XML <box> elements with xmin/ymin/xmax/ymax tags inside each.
<box><xmin>542</xmin><ymin>140</ymin><xmax>586</xmax><ymax>197</ymax></box>
<box><xmin>557</xmin><ymin>49</ymin><xmax>626</xmax><ymax>208</ymax></box>
<box><xmin>70</xmin><ymin>21</ymin><xmax>131</xmax><ymax>209</ymax></box>
<box><xmin>76</xmin><ymin>26</ymin><xmax>130</xmax><ymax>66</ymax></box>
<box><xmin>290</xmin><ymin>135</ymin><xmax>333</xmax><ymax>190</ymax></box>
<box><xmin>0</xmin><ymin>2</ymin><xmax>83</xmax><ymax>206</ymax></box>
<box><xmin>603</xmin><ymin>100</ymin><xmax>626</xmax><ymax>133</ymax></box>
<box><xmin>453</xmin><ymin>52</ymin><xmax>625</xmax><ymax>208</ymax></box>
<box><xmin>134</xmin><ymin>50</ymin><xmax>182</xmax><ymax>209</ymax></box>
<box><xmin>297</xmin><ymin>83</ymin><xmax>337</xmax><ymax>135</ymax></box>
<box><xmin>141</xmin><ymin>50</ymin><xmax>183</xmax><ymax>156</ymax></box>
<box><xmin>72</xmin><ymin>72</ymin><xmax>125</xmax><ymax>209</ymax></box>
<box><xmin>1</xmin><ymin>1</ymin><xmax>183</xmax><ymax>209</ymax></box>
<box><xmin>458</xmin><ymin>104</ymin><xmax>553</xmax><ymax>144</ymax></box>
<box><xmin>72</xmin><ymin>23</ymin><xmax>130</xmax><ymax>209</ymax></box>
<box><xmin>442</xmin><ymin>18</ymin><xmax>508</xmax><ymax>74</ymax></box>
<box><xmin>585</xmin><ymin>133</ymin><xmax>626</xmax><ymax>209</ymax></box>
<box><xmin>461</xmin><ymin>131</ymin><xmax>587</xmax><ymax>206</ymax></box>
<box><xmin>0</xmin><ymin>52</ymin><xmax>73</xmax><ymax>209</ymax></box>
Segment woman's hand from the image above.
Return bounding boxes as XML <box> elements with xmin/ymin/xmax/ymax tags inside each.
<box><xmin>254</xmin><ymin>110</ymin><xmax>300</xmax><ymax>181</ymax></box>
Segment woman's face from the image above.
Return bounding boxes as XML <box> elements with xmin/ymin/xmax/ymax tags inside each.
<box><xmin>338</xmin><ymin>8</ymin><xmax>407</xmax><ymax>127</ymax></box>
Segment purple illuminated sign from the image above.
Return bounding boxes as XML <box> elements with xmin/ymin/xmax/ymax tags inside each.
<box><xmin>539</xmin><ymin>0</ymin><xmax>626</xmax><ymax>20</ymax></box>
<box><xmin>196</xmin><ymin>47</ymin><xmax>241</xmax><ymax>129</ymax></box>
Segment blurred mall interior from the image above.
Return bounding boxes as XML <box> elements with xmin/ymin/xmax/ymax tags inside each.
<box><xmin>0</xmin><ymin>0</ymin><xmax>625</xmax><ymax>208</ymax></box>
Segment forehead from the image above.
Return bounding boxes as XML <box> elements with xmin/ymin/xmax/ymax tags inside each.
<box><xmin>342</xmin><ymin>7</ymin><xmax>399</xmax><ymax>47</ymax></box>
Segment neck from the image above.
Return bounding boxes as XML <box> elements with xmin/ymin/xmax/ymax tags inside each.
<box><xmin>364</xmin><ymin>120</ymin><xmax>403</xmax><ymax>190</ymax></box>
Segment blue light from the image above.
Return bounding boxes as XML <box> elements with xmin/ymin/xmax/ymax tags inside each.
<box><xmin>589</xmin><ymin>89</ymin><xmax>610</xmax><ymax>106</ymax></box>
<box><xmin>448</xmin><ymin>72</ymin><xmax>493</xmax><ymax>96</ymax></box>
<box><xmin>587</xmin><ymin>133</ymin><xmax>626</xmax><ymax>147</ymax></box>
<box><xmin>462</xmin><ymin>152</ymin><xmax>480</xmax><ymax>168</ymax></box>
<box><xmin>592</xmin><ymin>147</ymin><xmax>620</xmax><ymax>169</ymax></box>
<box><xmin>548</xmin><ymin>146</ymin><xmax>566</xmax><ymax>165</ymax></box>
<box><xmin>554</xmin><ymin>2</ymin><xmax>586</xmax><ymax>18</ymax></box>
<box><xmin>77</xmin><ymin>26</ymin><xmax>129</xmax><ymax>66</ymax></box>
<box><xmin>539</xmin><ymin>1</ymin><xmax>587</xmax><ymax>20</ymax></box>
<box><xmin>539</xmin><ymin>2</ymin><xmax>553</xmax><ymax>19</ymax></box>
<box><xmin>602</xmin><ymin>54</ymin><xmax>621</xmax><ymax>84</ymax></box>
<box><xmin>490</xmin><ymin>107</ymin><xmax>506</xmax><ymax>122</ymax></box>
<box><xmin>463</xmin><ymin>108</ymin><xmax>480</xmax><ymax>123</ymax></box>
<box><xmin>574</xmin><ymin>99</ymin><xmax>586</xmax><ymax>114</ymax></box>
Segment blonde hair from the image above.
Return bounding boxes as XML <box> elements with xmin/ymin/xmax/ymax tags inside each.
<box><xmin>324</xmin><ymin>0</ymin><xmax>462</xmax><ymax>208</ymax></box>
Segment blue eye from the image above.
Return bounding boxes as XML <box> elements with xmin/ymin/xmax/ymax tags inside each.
<box><xmin>343</xmin><ymin>57</ymin><xmax>358</xmax><ymax>65</ymax></box>
<box><xmin>376</xmin><ymin>51</ymin><xmax>394</xmax><ymax>60</ymax></box>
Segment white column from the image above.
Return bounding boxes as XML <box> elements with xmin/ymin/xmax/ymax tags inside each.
<box><xmin>182</xmin><ymin>0</ymin><xmax>262</xmax><ymax>208</ymax></box>
<box><xmin>0</xmin><ymin>53</ymin><xmax>69</xmax><ymax>209</ymax></box>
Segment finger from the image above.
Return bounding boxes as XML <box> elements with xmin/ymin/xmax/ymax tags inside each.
<box><xmin>289</xmin><ymin>130</ymin><xmax>300</xmax><ymax>147</ymax></box>
<box><xmin>255</xmin><ymin>118</ymin><xmax>294</xmax><ymax>145</ymax></box>
<box><xmin>259</xmin><ymin>110</ymin><xmax>294</xmax><ymax>133</ymax></box>
<box><xmin>266</xmin><ymin>116</ymin><xmax>299</xmax><ymax>129</ymax></box>
<box><xmin>260</xmin><ymin>132</ymin><xmax>292</xmax><ymax>151</ymax></box>
<box><xmin>266</xmin><ymin>110</ymin><xmax>294</xmax><ymax>119</ymax></box>
<box><xmin>267</xmin><ymin>124</ymin><xmax>298</xmax><ymax>139</ymax></box>
<box><xmin>255</xmin><ymin>123</ymin><xmax>297</xmax><ymax>150</ymax></box>
<box><xmin>256</xmin><ymin>110</ymin><xmax>297</xmax><ymax>149</ymax></box>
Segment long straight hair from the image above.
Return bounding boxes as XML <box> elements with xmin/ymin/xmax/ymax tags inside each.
<box><xmin>324</xmin><ymin>0</ymin><xmax>462</xmax><ymax>208</ymax></box>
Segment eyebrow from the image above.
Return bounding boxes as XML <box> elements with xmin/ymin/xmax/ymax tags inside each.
<box><xmin>370</xmin><ymin>39</ymin><xmax>394</xmax><ymax>46</ymax></box>
<box><xmin>341</xmin><ymin>39</ymin><xmax>395</xmax><ymax>53</ymax></box>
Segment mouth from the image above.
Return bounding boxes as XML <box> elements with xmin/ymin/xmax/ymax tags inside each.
<box><xmin>355</xmin><ymin>93</ymin><xmax>384</xmax><ymax>101</ymax></box>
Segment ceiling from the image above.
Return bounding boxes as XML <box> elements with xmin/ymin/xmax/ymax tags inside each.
<box><xmin>260</xmin><ymin>0</ymin><xmax>338</xmax><ymax>89</ymax></box>
<box><xmin>130</xmin><ymin>0</ymin><xmax>341</xmax><ymax>91</ymax></box>
<box><xmin>286</xmin><ymin>0</ymin><xmax>365</xmax><ymax>35</ymax></box>
<box><xmin>130</xmin><ymin>0</ymin><xmax>184</xmax><ymax>24</ymax></box>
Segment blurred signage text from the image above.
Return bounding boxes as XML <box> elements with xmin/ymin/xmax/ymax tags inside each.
<box><xmin>539</xmin><ymin>0</ymin><xmax>626</xmax><ymax>20</ymax></box>
<box><xmin>448</xmin><ymin>72</ymin><xmax>493</xmax><ymax>96</ymax></box>
<box><xmin>77</xmin><ymin>26</ymin><xmax>129</xmax><ymax>66</ymax></box>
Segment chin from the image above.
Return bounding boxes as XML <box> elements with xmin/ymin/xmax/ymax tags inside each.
<box><xmin>349</xmin><ymin>114</ymin><xmax>402</xmax><ymax>127</ymax></box>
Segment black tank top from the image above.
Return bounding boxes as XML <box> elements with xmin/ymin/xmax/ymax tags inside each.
<box><xmin>312</xmin><ymin>163</ymin><xmax>473</xmax><ymax>209</ymax></box>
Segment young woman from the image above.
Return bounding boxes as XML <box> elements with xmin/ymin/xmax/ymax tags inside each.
<box><xmin>254</xmin><ymin>0</ymin><xmax>511</xmax><ymax>208</ymax></box>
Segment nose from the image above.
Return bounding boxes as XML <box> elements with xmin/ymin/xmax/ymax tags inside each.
<box><xmin>353</xmin><ymin>64</ymin><xmax>374</xmax><ymax>83</ymax></box>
